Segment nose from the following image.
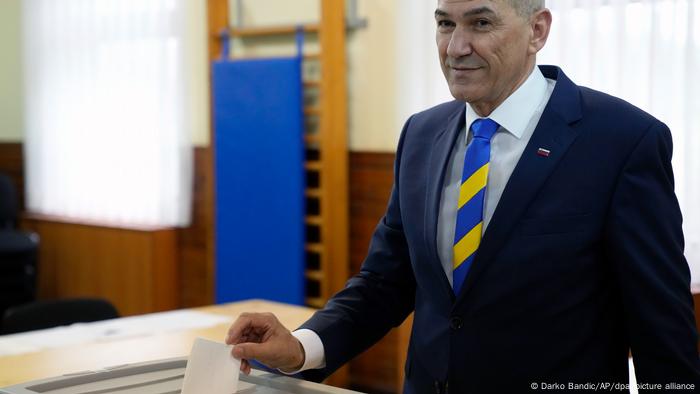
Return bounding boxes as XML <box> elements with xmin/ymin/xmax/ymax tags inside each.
<box><xmin>446</xmin><ymin>28</ymin><xmax>473</xmax><ymax>59</ymax></box>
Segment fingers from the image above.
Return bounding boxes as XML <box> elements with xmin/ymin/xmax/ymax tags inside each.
<box><xmin>226</xmin><ymin>312</ymin><xmax>301</xmax><ymax>372</ymax></box>
<box><xmin>233</xmin><ymin>341</ymin><xmax>277</xmax><ymax>362</ymax></box>
<box><xmin>226</xmin><ymin>313</ymin><xmax>254</xmax><ymax>345</ymax></box>
<box><xmin>226</xmin><ymin>312</ymin><xmax>276</xmax><ymax>345</ymax></box>
<box><xmin>233</xmin><ymin>340</ymin><xmax>301</xmax><ymax>371</ymax></box>
<box><xmin>239</xmin><ymin>359</ymin><xmax>251</xmax><ymax>375</ymax></box>
<box><xmin>231</xmin><ymin>345</ymin><xmax>252</xmax><ymax>375</ymax></box>
<box><xmin>232</xmin><ymin>345</ymin><xmax>266</xmax><ymax>375</ymax></box>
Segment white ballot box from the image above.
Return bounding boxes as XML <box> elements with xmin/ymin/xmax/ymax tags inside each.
<box><xmin>0</xmin><ymin>357</ymin><xmax>362</xmax><ymax>394</ymax></box>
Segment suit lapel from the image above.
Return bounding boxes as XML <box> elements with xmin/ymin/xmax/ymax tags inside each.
<box><xmin>424</xmin><ymin>103</ymin><xmax>466</xmax><ymax>300</ymax></box>
<box><xmin>455</xmin><ymin>66</ymin><xmax>584</xmax><ymax>305</ymax></box>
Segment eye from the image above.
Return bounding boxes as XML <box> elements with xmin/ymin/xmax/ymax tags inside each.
<box><xmin>475</xmin><ymin>19</ymin><xmax>492</xmax><ymax>29</ymax></box>
<box><xmin>436</xmin><ymin>19</ymin><xmax>455</xmax><ymax>31</ymax></box>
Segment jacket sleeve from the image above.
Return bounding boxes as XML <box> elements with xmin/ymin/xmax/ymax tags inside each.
<box><xmin>604</xmin><ymin>120</ymin><xmax>700</xmax><ymax>387</ymax></box>
<box><xmin>299</xmin><ymin>116</ymin><xmax>417</xmax><ymax>382</ymax></box>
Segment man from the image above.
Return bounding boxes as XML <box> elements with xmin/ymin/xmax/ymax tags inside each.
<box><xmin>226</xmin><ymin>0</ymin><xmax>700</xmax><ymax>392</ymax></box>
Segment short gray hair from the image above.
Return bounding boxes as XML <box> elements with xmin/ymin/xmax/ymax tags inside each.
<box><xmin>506</xmin><ymin>0</ymin><xmax>545</xmax><ymax>17</ymax></box>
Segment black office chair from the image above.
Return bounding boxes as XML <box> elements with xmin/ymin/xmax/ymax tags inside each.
<box><xmin>0</xmin><ymin>172</ymin><xmax>18</xmax><ymax>229</ymax></box>
<box><xmin>1</xmin><ymin>298</ymin><xmax>120</xmax><ymax>335</ymax></box>
<box><xmin>0</xmin><ymin>173</ymin><xmax>40</xmax><ymax>318</ymax></box>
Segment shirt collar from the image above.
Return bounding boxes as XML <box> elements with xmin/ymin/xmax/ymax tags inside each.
<box><xmin>465</xmin><ymin>66</ymin><xmax>548</xmax><ymax>141</ymax></box>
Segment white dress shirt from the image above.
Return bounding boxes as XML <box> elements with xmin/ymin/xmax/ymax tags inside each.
<box><xmin>290</xmin><ymin>66</ymin><xmax>556</xmax><ymax>372</ymax></box>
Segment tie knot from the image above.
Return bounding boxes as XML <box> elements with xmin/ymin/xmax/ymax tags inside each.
<box><xmin>470</xmin><ymin>118</ymin><xmax>500</xmax><ymax>140</ymax></box>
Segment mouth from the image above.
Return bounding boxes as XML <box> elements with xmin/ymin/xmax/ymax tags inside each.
<box><xmin>449</xmin><ymin>66</ymin><xmax>482</xmax><ymax>78</ymax></box>
<box><xmin>450</xmin><ymin>66</ymin><xmax>481</xmax><ymax>72</ymax></box>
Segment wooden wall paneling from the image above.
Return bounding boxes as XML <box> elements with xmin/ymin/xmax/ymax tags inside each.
<box><xmin>348</xmin><ymin>152</ymin><xmax>395</xmax><ymax>279</ymax></box>
<box><xmin>177</xmin><ymin>147</ymin><xmax>214</xmax><ymax>307</ymax></box>
<box><xmin>347</xmin><ymin>152</ymin><xmax>408</xmax><ymax>394</ymax></box>
<box><xmin>152</xmin><ymin>228</ymin><xmax>178</xmax><ymax>311</ymax></box>
<box><xmin>21</xmin><ymin>216</ymin><xmax>178</xmax><ymax>316</ymax></box>
<box><xmin>1</xmin><ymin>141</ymin><xmax>212</xmax><ymax>310</ymax></box>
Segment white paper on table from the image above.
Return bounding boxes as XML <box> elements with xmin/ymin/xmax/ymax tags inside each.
<box><xmin>0</xmin><ymin>310</ymin><xmax>231</xmax><ymax>357</ymax></box>
<box><xmin>181</xmin><ymin>337</ymin><xmax>240</xmax><ymax>394</ymax></box>
<box><xmin>0</xmin><ymin>337</ymin><xmax>41</xmax><ymax>356</ymax></box>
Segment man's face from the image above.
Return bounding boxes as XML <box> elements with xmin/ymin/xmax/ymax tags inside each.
<box><xmin>436</xmin><ymin>0</ymin><xmax>535</xmax><ymax>114</ymax></box>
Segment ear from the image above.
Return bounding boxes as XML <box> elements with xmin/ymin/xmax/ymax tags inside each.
<box><xmin>528</xmin><ymin>8</ymin><xmax>552</xmax><ymax>55</ymax></box>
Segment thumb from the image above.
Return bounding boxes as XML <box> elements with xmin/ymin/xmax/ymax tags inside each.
<box><xmin>233</xmin><ymin>342</ymin><xmax>275</xmax><ymax>362</ymax></box>
<box><xmin>232</xmin><ymin>342</ymin><xmax>258</xmax><ymax>360</ymax></box>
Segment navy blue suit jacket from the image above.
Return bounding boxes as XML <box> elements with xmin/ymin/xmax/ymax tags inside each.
<box><xmin>300</xmin><ymin>66</ymin><xmax>700</xmax><ymax>393</ymax></box>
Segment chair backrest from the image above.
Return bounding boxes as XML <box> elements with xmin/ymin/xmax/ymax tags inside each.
<box><xmin>1</xmin><ymin>298</ymin><xmax>120</xmax><ymax>335</ymax></box>
<box><xmin>0</xmin><ymin>173</ymin><xmax>18</xmax><ymax>229</ymax></box>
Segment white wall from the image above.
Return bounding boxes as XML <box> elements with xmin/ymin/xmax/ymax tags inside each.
<box><xmin>231</xmin><ymin>0</ymin><xmax>401</xmax><ymax>152</ymax></box>
<box><xmin>0</xmin><ymin>0</ymin><xmax>23</xmax><ymax>142</ymax></box>
<box><xmin>347</xmin><ymin>0</ymin><xmax>399</xmax><ymax>152</ymax></box>
<box><xmin>232</xmin><ymin>0</ymin><xmax>321</xmax><ymax>26</ymax></box>
<box><xmin>186</xmin><ymin>0</ymin><xmax>211</xmax><ymax>147</ymax></box>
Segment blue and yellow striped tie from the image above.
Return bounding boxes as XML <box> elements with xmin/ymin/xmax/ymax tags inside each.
<box><xmin>453</xmin><ymin>118</ymin><xmax>500</xmax><ymax>295</ymax></box>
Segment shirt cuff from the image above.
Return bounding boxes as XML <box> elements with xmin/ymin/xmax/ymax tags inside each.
<box><xmin>279</xmin><ymin>329</ymin><xmax>326</xmax><ymax>374</ymax></box>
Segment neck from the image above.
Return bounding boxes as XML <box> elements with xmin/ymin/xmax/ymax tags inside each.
<box><xmin>470</xmin><ymin>62</ymin><xmax>536</xmax><ymax>117</ymax></box>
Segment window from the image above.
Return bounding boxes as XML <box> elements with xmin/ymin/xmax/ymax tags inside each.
<box><xmin>22</xmin><ymin>0</ymin><xmax>208</xmax><ymax>227</ymax></box>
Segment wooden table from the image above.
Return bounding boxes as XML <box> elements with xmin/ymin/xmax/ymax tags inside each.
<box><xmin>0</xmin><ymin>299</ymin><xmax>316</xmax><ymax>387</ymax></box>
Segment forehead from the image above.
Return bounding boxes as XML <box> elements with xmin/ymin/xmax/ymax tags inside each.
<box><xmin>435</xmin><ymin>0</ymin><xmax>511</xmax><ymax>16</ymax></box>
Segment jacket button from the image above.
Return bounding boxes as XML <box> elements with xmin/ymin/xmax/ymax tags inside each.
<box><xmin>450</xmin><ymin>316</ymin><xmax>463</xmax><ymax>330</ymax></box>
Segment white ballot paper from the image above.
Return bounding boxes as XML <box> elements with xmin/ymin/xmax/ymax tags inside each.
<box><xmin>181</xmin><ymin>337</ymin><xmax>240</xmax><ymax>394</ymax></box>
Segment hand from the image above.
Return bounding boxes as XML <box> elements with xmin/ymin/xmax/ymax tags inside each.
<box><xmin>225</xmin><ymin>312</ymin><xmax>305</xmax><ymax>375</ymax></box>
